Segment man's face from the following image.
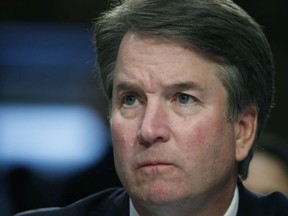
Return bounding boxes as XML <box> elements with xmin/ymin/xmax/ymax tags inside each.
<box><xmin>110</xmin><ymin>32</ymin><xmax>241</xmax><ymax>207</ymax></box>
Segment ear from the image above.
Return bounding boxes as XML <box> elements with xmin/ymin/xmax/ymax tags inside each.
<box><xmin>234</xmin><ymin>106</ymin><xmax>258</xmax><ymax>162</ymax></box>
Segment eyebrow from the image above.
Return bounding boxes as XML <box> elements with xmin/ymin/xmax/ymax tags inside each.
<box><xmin>115</xmin><ymin>82</ymin><xmax>138</xmax><ymax>92</ymax></box>
<box><xmin>115</xmin><ymin>81</ymin><xmax>204</xmax><ymax>93</ymax></box>
<box><xmin>166</xmin><ymin>81</ymin><xmax>205</xmax><ymax>92</ymax></box>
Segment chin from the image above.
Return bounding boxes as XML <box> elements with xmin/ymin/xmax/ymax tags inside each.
<box><xmin>131</xmin><ymin>180</ymin><xmax>187</xmax><ymax>205</ymax></box>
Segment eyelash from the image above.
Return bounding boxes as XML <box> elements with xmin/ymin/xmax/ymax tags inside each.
<box><xmin>174</xmin><ymin>93</ymin><xmax>198</xmax><ymax>105</ymax></box>
<box><xmin>121</xmin><ymin>93</ymin><xmax>141</xmax><ymax>107</ymax></box>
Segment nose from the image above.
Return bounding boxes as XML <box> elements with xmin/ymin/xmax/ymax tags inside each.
<box><xmin>137</xmin><ymin>101</ymin><xmax>170</xmax><ymax>146</ymax></box>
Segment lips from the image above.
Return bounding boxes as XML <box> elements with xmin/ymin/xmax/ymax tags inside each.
<box><xmin>138</xmin><ymin>160</ymin><xmax>174</xmax><ymax>168</ymax></box>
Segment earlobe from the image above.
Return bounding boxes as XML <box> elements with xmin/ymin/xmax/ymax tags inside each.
<box><xmin>235</xmin><ymin>106</ymin><xmax>258</xmax><ymax>162</ymax></box>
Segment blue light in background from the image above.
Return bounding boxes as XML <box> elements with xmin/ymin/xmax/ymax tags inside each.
<box><xmin>0</xmin><ymin>21</ymin><xmax>94</xmax><ymax>69</ymax></box>
<box><xmin>0</xmin><ymin>20</ymin><xmax>110</xmax><ymax>216</ymax></box>
<box><xmin>0</xmin><ymin>104</ymin><xmax>110</xmax><ymax>177</ymax></box>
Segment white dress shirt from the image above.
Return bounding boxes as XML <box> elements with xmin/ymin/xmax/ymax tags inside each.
<box><xmin>129</xmin><ymin>186</ymin><xmax>239</xmax><ymax>216</ymax></box>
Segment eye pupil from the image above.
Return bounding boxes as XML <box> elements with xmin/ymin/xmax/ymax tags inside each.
<box><xmin>179</xmin><ymin>94</ymin><xmax>189</xmax><ymax>104</ymax></box>
<box><xmin>125</xmin><ymin>95</ymin><xmax>136</xmax><ymax>105</ymax></box>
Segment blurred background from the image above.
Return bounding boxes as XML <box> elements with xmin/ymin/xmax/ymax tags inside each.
<box><xmin>0</xmin><ymin>0</ymin><xmax>287</xmax><ymax>215</ymax></box>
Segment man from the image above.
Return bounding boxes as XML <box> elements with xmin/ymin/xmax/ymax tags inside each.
<box><xmin>16</xmin><ymin>0</ymin><xmax>288</xmax><ymax>215</ymax></box>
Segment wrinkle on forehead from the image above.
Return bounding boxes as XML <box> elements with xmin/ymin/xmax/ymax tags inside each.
<box><xmin>113</xmin><ymin>32</ymin><xmax>229</xmax><ymax>109</ymax></box>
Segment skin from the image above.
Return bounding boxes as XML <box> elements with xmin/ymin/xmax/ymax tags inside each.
<box><xmin>110</xmin><ymin>32</ymin><xmax>257</xmax><ymax>216</ymax></box>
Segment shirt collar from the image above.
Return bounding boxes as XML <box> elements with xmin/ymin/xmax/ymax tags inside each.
<box><xmin>224</xmin><ymin>186</ymin><xmax>239</xmax><ymax>216</ymax></box>
<box><xmin>129</xmin><ymin>186</ymin><xmax>239</xmax><ymax>216</ymax></box>
<box><xmin>129</xmin><ymin>199</ymin><xmax>139</xmax><ymax>216</ymax></box>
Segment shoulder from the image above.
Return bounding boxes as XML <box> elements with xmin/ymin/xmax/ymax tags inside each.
<box><xmin>14</xmin><ymin>188</ymin><xmax>129</xmax><ymax>216</ymax></box>
<box><xmin>237</xmin><ymin>182</ymin><xmax>288</xmax><ymax>216</ymax></box>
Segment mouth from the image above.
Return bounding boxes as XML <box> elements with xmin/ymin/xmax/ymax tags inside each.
<box><xmin>138</xmin><ymin>161</ymin><xmax>174</xmax><ymax>168</ymax></box>
<box><xmin>136</xmin><ymin>161</ymin><xmax>175</xmax><ymax>176</ymax></box>
<box><xmin>136</xmin><ymin>159</ymin><xmax>177</xmax><ymax>177</ymax></box>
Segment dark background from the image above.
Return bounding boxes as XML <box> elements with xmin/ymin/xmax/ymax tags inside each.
<box><xmin>1</xmin><ymin>0</ymin><xmax>287</xmax><ymax>215</ymax></box>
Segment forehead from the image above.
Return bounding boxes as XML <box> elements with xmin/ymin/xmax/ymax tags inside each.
<box><xmin>117</xmin><ymin>33</ymin><xmax>186</xmax><ymax>70</ymax></box>
<box><xmin>114</xmin><ymin>32</ymin><xmax>224</xmax><ymax>89</ymax></box>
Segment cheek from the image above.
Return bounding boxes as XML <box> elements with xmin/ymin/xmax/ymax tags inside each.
<box><xmin>111</xmin><ymin>121</ymin><xmax>127</xmax><ymax>156</ymax></box>
<box><xmin>178</xmin><ymin>117</ymin><xmax>235</xmax><ymax>161</ymax></box>
<box><xmin>111</xmin><ymin>117</ymin><xmax>137</xmax><ymax>163</ymax></box>
<box><xmin>178</xmin><ymin>119</ymin><xmax>236</xmax><ymax>185</ymax></box>
<box><xmin>111</xmin><ymin>121</ymin><xmax>129</xmax><ymax>178</ymax></box>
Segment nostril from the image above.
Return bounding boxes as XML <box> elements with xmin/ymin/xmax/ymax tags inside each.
<box><xmin>138</xmin><ymin>133</ymin><xmax>152</xmax><ymax>147</ymax></box>
<box><xmin>137</xmin><ymin>126</ymin><xmax>170</xmax><ymax>147</ymax></box>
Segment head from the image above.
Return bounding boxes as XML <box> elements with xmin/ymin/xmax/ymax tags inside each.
<box><xmin>94</xmin><ymin>0</ymin><xmax>274</xmax><ymax>213</ymax></box>
<box><xmin>95</xmin><ymin>0</ymin><xmax>274</xmax><ymax>180</ymax></box>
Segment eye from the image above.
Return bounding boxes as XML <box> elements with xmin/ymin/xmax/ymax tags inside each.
<box><xmin>122</xmin><ymin>94</ymin><xmax>138</xmax><ymax>106</ymax></box>
<box><xmin>175</xmin><ymin>93</ymin><xmax>196</xmax><ymax>105</ymax></box>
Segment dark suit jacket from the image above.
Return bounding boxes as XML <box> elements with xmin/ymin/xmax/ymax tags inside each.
<box><xmin>15</xmin><ymin>182</ymin><xmax>288</xmax><ymax>216</ymax></box>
